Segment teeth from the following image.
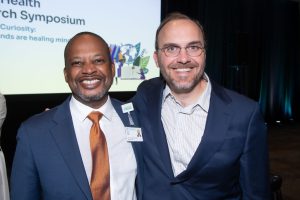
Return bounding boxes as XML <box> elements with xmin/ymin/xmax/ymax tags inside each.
<box><xmin>82</xmin><ymin>79</ymin><xmax>99</xmax><ymax>84</ymax></box>
<box><xmin>175</xmin><ymin>68</ymin><xmax>191</xmax><ymax>72</ymax></box>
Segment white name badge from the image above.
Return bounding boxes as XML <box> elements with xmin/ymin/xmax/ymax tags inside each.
<box><xmin>125</xmin><ymin>127</ymin><xmax>143</xmax><ymax>142</ymax></box>
<box><xmin>122</xmin><ymin>103</ymin><xmax>134</xmax><ymax>113</ymax></box>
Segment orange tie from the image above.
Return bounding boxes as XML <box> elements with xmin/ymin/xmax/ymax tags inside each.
<box><xmin>88</xmin><ymin>111</ymin><xmax>110</xmax><ymax>200</ymax></box>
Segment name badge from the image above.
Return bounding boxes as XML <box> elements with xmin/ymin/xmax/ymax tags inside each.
<box><xmin>125</xmin><ymin>127</ymin><xmax>143</xmax><ymax>142</ymax></box>
<box><xmin>122</xmin><ymin>103</ymin><xmax>134</xmax><ymax>113</ymax></box>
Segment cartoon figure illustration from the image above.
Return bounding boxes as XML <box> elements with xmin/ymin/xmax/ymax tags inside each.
<box><xmin>110</xmin><ymin>42</ymin><xmax>150</xmax><ymax>83</ymax></box>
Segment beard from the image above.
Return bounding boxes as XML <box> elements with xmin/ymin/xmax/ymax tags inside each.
<box><xmin>160</xmin><ymin>62</ymin><xmax>205</xmax><ymax>94</ymax></box>
<box><xmin>77</xmin><ymin>89</ymin><xmax>108</xmax><ymax>102</ymax></box>
<box><xmin>71</xmin><ymin>77</ymin><xmax>113</xmax><ymax>105</ymax></box>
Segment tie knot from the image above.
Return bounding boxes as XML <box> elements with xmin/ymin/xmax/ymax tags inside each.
<box><xmin>88</xmin><ymin>111</ymin><xmax>102</xmax><ymax>124</ymax></box>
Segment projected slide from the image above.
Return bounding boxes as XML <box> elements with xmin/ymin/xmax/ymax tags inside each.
<box><xmin>0</xmin><ymin>0</ymin><xmax>161</xmax><ymax>94</ymax></box>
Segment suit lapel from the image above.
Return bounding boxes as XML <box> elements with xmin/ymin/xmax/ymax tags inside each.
<box><xmin>146</xmin><ymin>80</ymin><xmax>174</xmax><ymax>178</ymax></box>
<box><xmin>50</xmin><ymin>97</ymin><xmax>92</xmax><ymax>200</ymax></box>
<box><xmin>173</xmin><ymin>82</ymin><xmax>232</xmax><ymax>183</ymax></box>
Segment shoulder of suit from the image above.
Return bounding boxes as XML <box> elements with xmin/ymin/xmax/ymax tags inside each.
<box><xmin>211</xmin><ymin>80</ymin><xmax>258</xmax><ymax>107</ymax></box>
<box><xmin>21</xmin><ymin>100</ymin><xmax>66</xmax><ymax>129</ymax></box>
<box><xmin>138</xmin><ymin>77</ymin><xmax>165</xmax><ymax>92</ymax></box>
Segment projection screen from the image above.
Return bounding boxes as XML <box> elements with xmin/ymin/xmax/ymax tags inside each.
<box><xmin>0</xmin><ymin>0</ymin><xmax>161</xmax><ymax>94</ymax></box>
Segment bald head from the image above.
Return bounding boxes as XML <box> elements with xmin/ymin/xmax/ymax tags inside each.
<box><xmin>155</xmin><ymin>12</ymin><xmax>206</xmax><ymax>50</ymax></box>
<box><xmin>64</xmin><ymin>32</ymin><xmax>112</xmax><ymax>68</ymax></box>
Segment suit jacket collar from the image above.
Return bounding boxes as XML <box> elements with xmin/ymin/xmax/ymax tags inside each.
<box><xmin>173</xmin><ymin>81</ymin><xmax>232</xmax><ymax>183</ymax></box>
<box><xmin>50</xmin><ymin>96</ymin><xmax>144</xmax><ymax>200</ymax></box>
<box><xmin>146</xmin><ymin>78</ymin><xmax>233</xmax><ymax>183</ymax></box>
<box><xmin>142</xmin><ymin>78</ymin><xmax>174</xmax><ymax>178</ymax></box>
<box><xmin>50</xmin><ymin>96</ymin><xmax>92</xmax><ymax>200</ymax></box>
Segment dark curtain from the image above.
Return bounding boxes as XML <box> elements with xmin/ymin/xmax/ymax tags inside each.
<box><xmin>162</xmin><ymin>0</ymin><xmax>300</xmax><ymax>122</ymax></box>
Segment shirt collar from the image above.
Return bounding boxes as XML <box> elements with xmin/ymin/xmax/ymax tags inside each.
<box><xmin>70</xmin><ymin>95</ymin><xmax>114</xmax><ymax>122</ymax></box>
<box><xmin>162</xmin><ymin>73</ymin><xmax>211</xmax><ymax>113</ymax></box>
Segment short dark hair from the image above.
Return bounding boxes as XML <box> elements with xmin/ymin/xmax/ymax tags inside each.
<box><xmin>64</xmin><ymin>31</ymin><xmax>112</xmax><ymax>67</ymax></box>
<box><xmin>155</xmin><ymin>12</ymin><xmax>206</xmax><ymax>50</ymax></box>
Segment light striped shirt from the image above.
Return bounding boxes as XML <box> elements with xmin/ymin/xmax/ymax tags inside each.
<box><xmin>161</xmin><ymin>74</ymin><xmax>211</xmax><ymax>176</ymax></box>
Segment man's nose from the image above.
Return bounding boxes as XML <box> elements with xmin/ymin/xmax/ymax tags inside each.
<box><xmin>82</xmin><ymin>62</ymin><xmax>97</xmax><ymax>73</ymax></box>
<box><xmin>176</xmin><ymin>48</ymin><xmax>191</xmax><ymax>64</ymax></box>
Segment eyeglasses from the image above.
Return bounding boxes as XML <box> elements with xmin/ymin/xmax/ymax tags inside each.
<box><xmin>158</xmin><ymin>45</ymin><xmax>205</xmax><ymax>57</ymax></box>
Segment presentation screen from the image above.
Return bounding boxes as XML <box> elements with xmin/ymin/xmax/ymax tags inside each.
<box><xmin>0</xmin><ymin>0</ymin><xmax>161</xmax><ymax>94</ymax></box>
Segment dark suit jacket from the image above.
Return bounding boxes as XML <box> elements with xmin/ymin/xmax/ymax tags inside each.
<box><xmin>10</xmin><ymin>96</ymin><xmax>143</xmax><ymax>200</ymax></box>
<box><xmin>132</xmin><ymin>77</ymin><xmax>270</xmax><ymax>200</ymax></box>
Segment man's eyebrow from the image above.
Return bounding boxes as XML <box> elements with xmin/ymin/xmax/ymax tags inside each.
<box><xmin>161</xmin><ymin>41</ymin><xmax>204</xmax><ymax>48</ymax></box>
<box><xmin>160</xmin><ymin>43</ymin><xmax>180</xmax><ymax>48</ymax></box>
<box><xmin>187</xmin><ymin>41</ymin><xmax>204</xmax><ymax>46</ymax></box>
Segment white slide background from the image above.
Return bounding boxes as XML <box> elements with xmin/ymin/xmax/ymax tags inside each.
<box><xmin>0</xmin><ymin>0</ymin><xmax>161</xmax><ymax>94</ymax></box>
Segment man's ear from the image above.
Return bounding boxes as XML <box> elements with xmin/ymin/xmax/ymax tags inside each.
<box><xmin>63</xmin><ymin>68</ymin><xmax>68</xmax><ymax>82</ymax></box>
<box><xmin>111</xmin><ymin>62</ymin><xmax>115</xmax><ymax>77</ymax></box>
<box><xmin>153</xmin><ymin>51</ymin><xmax>159</xmax><ymax>68</ymax></box>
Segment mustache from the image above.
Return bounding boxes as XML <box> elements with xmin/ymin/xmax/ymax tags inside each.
<box><xmin>170</xmin><ymin>63</ymin><xmax>198</xmax><ymax>69</ymax></box>
<box><xmin>78</xmin><ymin>74</ymin><xmax>104</xmax><ymax>81</ymax></box>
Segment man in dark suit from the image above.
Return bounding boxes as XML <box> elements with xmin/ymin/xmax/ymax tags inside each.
<box><xmin>11</xmin><ymin>32</ymin><xmax>143</xmax><ymax>200</ymax></box>
<box><xmin>133</xmin><ymin>12</ymin><xmax>270</xmax><ymax>199</ymax></box>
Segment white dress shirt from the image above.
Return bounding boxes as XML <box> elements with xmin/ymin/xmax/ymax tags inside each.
<box><xmin>0</xmin><ymin>93</ymin><xmax>9</xmax><ymax>200</ymax></box>
<box><xmin>69</xmin><ymin>96</ymin><xmax>137</xmax><ymax>200</ymax></box>
<box><xmin>161</xmin><ymin>75</ymin><xmax>211</xmax><ymax>176</ymax></box>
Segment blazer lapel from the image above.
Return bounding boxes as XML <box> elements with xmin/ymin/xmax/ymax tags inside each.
<box><xmin>50</xmin><ymin>98</ymin><xmax>92</xmax><ymax>200</ymax></box>
<box><xmin>146</xmin><ymin>80</ymin><xmax>174</xmax><ymax>178</ymax></box>
<box><xmin>173</xmin><ymin>82</ymin><xmax>232</xmax><ymax>183</ymax></box>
